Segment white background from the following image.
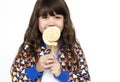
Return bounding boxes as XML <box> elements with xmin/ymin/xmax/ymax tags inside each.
<box><xmin>1</xmin><ymin>0</ymin><xmax>120</xmax><ymax>81</ymax></box>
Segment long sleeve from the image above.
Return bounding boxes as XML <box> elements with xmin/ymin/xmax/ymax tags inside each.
<box><xmin>55</xmin><ymin>70</ymin><xmax>69</xmax><ymax>82</ymax></box>
<box><xmin>68</xmin><ymin>47</ymin><xmax>91</xmax><ymax>82</ymax></box>
<box><xmin>10</xmin><ymin>45</ymin><xmax>42</xmax><ymax>82</ymax></box>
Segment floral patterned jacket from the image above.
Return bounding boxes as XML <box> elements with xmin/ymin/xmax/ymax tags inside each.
<box><xmin>11</xmin><ymin>43</ymin><xmax>91</xmax><ymax>82</ymax></box>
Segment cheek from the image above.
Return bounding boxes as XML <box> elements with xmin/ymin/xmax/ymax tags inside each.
<box><xmin>39</xmin><ymin>23</ymin><xmax>44</xmax><ymax>33</ymax></box>
<box><xmin>59</xmin><ymin>21</ymin><xmax>64</xmax><ymax>32</ymax></box>
<box><xmin>39</xmin><ymin>20</ymin><xmax>46</xmax><ymax>33</ymax></box>
<box><xmin>60</xmin><ymin>25</ymin><xmax>64</xmax><ymax>32</ymax></box>
<box><xmin>39</xmin><ymin>27</ymin><xmax>43</xmax><ymax>33</ymax></box>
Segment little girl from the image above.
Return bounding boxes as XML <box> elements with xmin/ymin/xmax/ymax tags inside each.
<box><xmin>11</xmin><ymin>0</ymin><xmax>91</xmax><ymax>82</ymax></box>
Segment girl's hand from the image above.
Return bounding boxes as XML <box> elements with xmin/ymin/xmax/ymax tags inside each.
<box><xmin>50</xmin><ymin>59</ymin><xmax>61</xmax><ymax>77</ymax></box>
<box><xmin>36</xmin><ymin>54</ymin><xmax>61</xmax><ymax>76</ymax></box>
<box><xmin>36</xmin><ymin>54</ymin><xmax>54</xmax><ymax>72</ymax></box>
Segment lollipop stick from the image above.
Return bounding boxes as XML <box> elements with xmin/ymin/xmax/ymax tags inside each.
<box><xmin>51</xmin><ymin>45</ymin><xmax>55</xmax><ymax>59</ymax></box>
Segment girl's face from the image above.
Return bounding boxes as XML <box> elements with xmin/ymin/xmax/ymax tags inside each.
<box><xmin>39</xmin><ymin>13</ymin><xmax>64</xmax><ymax>33</ymax></box>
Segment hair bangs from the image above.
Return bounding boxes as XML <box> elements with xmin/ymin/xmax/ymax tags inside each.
<box><xmin>39</xmin><ymin>0</ymin><xmax>67</xmax><ymax>17</ymax></box>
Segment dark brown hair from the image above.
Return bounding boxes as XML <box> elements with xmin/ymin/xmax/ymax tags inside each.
<box><xmin>17</xmin><ymin>0</ymin><xmax>80</xmax><ymax>68</ymax></box>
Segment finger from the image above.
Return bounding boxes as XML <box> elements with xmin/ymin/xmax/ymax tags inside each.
<box><xmin>44</xmin><ymin>64</ymin><xmax>52</xmax><ymax>69</ymax></box>
<box><xmin>44</xmin><ymin>54</ymin><xmax>54</xmax><ymax>60</ymax></box>
<box><xmin>40</xmin><ymin>55</ymin><xmax>54</xmax><ymax>63</ymax></box>
<box><xmin>50</xmin><ymin>62</ymin><xmax>61</xmax><ymax>71</ymax></box>
<box><xmin>49</xmin><ymin>63</ymin><xmax>57</xmax><ymax>70</ymax></box>
<box><xmin>45</xmin><ymin>59</ymin><xmax>54</xmax><ymax>65</ymax></box>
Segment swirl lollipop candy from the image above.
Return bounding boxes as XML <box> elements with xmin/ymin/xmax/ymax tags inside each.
<box><xmin>42</xmin><ymin>26</ymin><xmax>61</xmax><ymax>46</ymax></box>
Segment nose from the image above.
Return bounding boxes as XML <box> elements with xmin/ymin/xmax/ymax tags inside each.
<box><xmin>48</xmin><ymin>17</ymin><xmax>56</xmax><ymax>27</ymax></box>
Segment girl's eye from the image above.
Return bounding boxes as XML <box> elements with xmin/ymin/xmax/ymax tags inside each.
<box><xmin>55</xmin><ymin>16</ymin><xmax>62</xmax><ymax>19</ymax></box>
<box><xmin>41</xmin><ymin>16</ymin><xmax>48</xmax><ymax>19</ymax></box>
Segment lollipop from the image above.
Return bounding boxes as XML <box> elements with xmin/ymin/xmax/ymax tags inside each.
<box><xmin>42</xmin><ymin>26</ymin><xmax>61</xmax><ymax>81</ymax></box>
<box><xmin>42</xmin><ymin>26</ymin><xmax>61</xmax><ymax>46</ymax></box>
